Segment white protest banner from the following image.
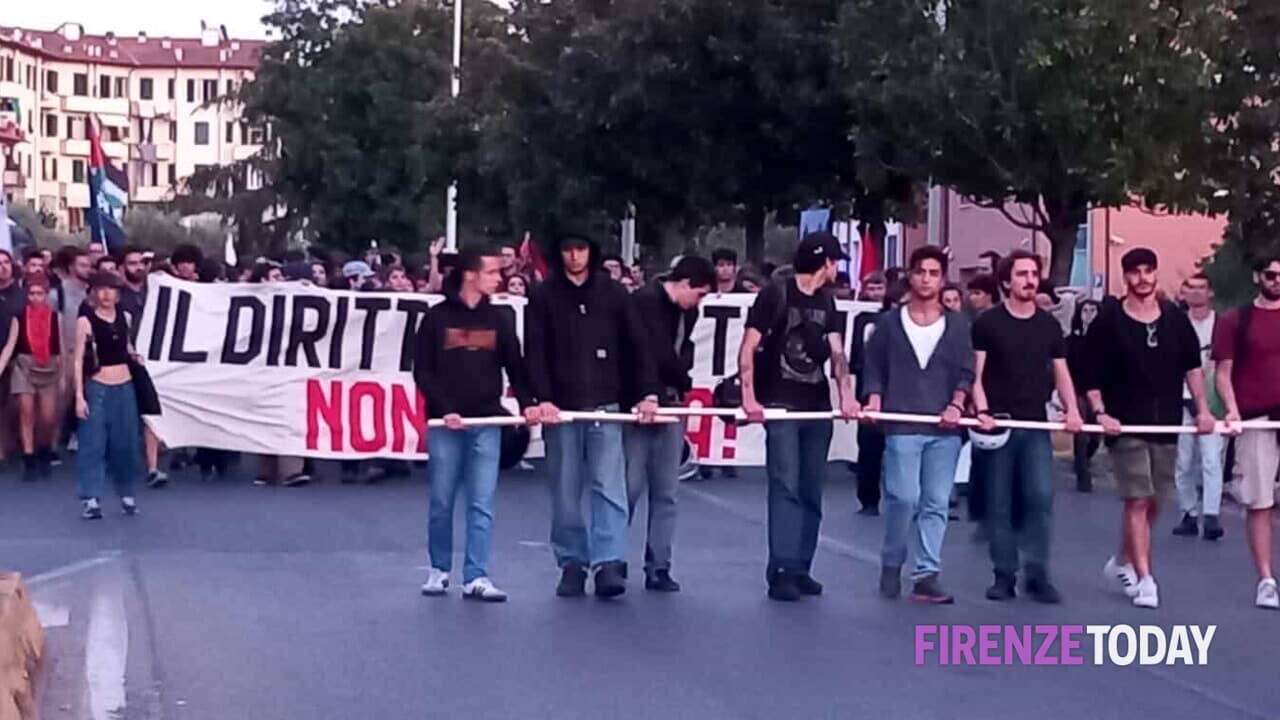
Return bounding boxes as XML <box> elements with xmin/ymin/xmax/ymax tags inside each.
<box><xmin>682</xmin><ymin>294</ymin><xmax>879</xmax><ymax>465</ymax></box>
<box><xmin>138</xmin><ymin>275</ymin><xmax>877</xmax><ymax>463</ymax></box>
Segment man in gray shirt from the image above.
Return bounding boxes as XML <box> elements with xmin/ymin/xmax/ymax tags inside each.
<box><xmin>863</xmin><ymin>246</ymin><xmax>974</xmax><ymax>604</ymax></box>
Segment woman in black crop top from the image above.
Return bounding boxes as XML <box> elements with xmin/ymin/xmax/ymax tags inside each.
<box><xmin>72</xmin><ymin>270</ymin><xmax>144</xmax><ymax>519</ymax></box>
<box><xmin>0</xmin><ymin>272</ymin><xmax>62</xmax><ymax>480</ymax></box>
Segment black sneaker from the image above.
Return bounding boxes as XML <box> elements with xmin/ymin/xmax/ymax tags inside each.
<box><xmin>795</xmin><ymin>574</ymin><xmax>824</xmax><ymax>597</ymax></box>
<box><xmin>21</xmin><ymin>454</ymin><xmax>37</xmax><ymax>483</ymax></box>
<box><xmin>1172</xmin><ymin>513</ymin><xmax>1198</xmax><ymax>537</ymax></box>
<box><xmin>82</xmin><ymin>498</ymin><xmax>103</xmax><ymax>520</ymax></box>
<box><xmin>722</xmin><ymin>467</ymin><xmax>738</xmax><ymax>479</ymax></box>
<box><xmin>281</xmin><ymin>472</ymin><xmax>312</xmax><ymax>487</ymax></box>
<box><xmin>556</xmin><ymin>564</ymin><xmax>588</xmax><ymax>597</ymax></box>
<box><xmin>121</xmin><ymin>497</ymin><xmax>139</xmax><ymax>517</ymax></box>
<box><xmin>644</xmin><ymin>569</ymin><xmax>681</xmax><ymax>593</ymax></box>
<box><xmin>911</xmin><ymin>574</ymin><xmax>955</xmax><ymax>604</ymax></box>
<box><xmin>985</xmin><ymin>572</ymin><xmax>1017</xmax><ymax>601</ymax></box>
<box><xmin>147</xmin><ymin>470</ymin><xmax>170</xmax><ymax>489</ymax></box>
<box><xmin>1202</xmin><ymin>515</ymin><xmax>1224</xmax><ymax>541</ymax></box>
<box><xmin>1024</xmin><ymin>574</ymin><xmax>1062</xmax><ymax>604</ymax></box>
<box><xmin>879</xmin><ymin>565</ymin><xmax>902</xmax><ymax>599</ymax></box>
<box><xmin>768</xmin><ymin>572</ymin><xmax>801</xmax><ymax>602</ymax></box>
<box><xmin>340</xmin><ymin>467</ymin><xmax>359</xmax><ymax>485</ymax></box>
<box><xmin>593</xmin><ymin>561</ymin><xmax>627</xmax><ymax>598</ymax></box>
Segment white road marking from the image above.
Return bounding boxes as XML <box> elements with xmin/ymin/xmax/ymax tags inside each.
<box><xmin>25</xmin><ymin>551</ymin><xmax>121</xmax><ymax>587</ymax></box>
<box><xmin>85</xmin><ymin>574</ymin><xmax>129</xmax><ymax>720</ymax></box>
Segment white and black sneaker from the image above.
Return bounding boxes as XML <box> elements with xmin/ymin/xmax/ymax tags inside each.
<box><xmin>1132</xmin><ymin>576</ymin><xmax>1160</xmax><ymax>609</ymax></box>
<box><xmin>462</xmin><ymin>577</ymin><xmax>508</xmax><ymax>603</ymax></box>
<box><xmin>420</xmin><ymin>569</ymin><xmax>450</xmax><ymax>596</ymax></box>
<box><xmin>281</xmin><ymin>472</ymin><xmax>312</xmax><ymax>487</ymax></box>
<box><xmin>1256</xmin><ymin>578</ymin><xmax>1279</xmax><ymax>610</ymax></box>
<box><xmin>121</xmin><ymin>497</ymin><xmax>139</xmax><ymax>517</ymax></box>
<box><xmin>82</xmin><ymin>498</ymin><xmax>103</xmax><ymax>520</ymax></box>
<box><xmin>1104</xmin><ymin>556</ymin><xmax>1139</xmax><ymax>598</ymax></box>
<box><xmin>147</xmin><ymin>470</ymin><xmax>169</xmax><ymax>489</ymax></box>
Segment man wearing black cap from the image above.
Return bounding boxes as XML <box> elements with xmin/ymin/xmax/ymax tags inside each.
<box><xmin>1083</xmin><ymin>247</ymin><xmax>1214</xmax><ymax>609</ymax></box>
<box><xmin>738</xmin><ymin>232</ymin><xmax>859</xmax><ymax>602</ymax></box>
<box><xmin>526</xmin><ymin>233</ymin><xmax>661</xmax><ymax>599</ymax></box>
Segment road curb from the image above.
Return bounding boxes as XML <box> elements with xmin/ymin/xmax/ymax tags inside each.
<box><xmin>0</xmin><ymin>574</ymin><xmax>43</xmax><ymax>720</ymax></box>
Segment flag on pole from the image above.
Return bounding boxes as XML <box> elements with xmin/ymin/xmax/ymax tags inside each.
<box><xmin>87</xmin><ymin>115</ymin><xmax>129</xmax><ymax>253</ymax></box>
<box><xmin>519</xmin><ymin>231</ymin><xmax>548</xmax><ymax>282</ymax></box>
<box><xmin>858</xmin><ymin>225</ymin><xmax>881</xmax><ymax>280</ymax></box>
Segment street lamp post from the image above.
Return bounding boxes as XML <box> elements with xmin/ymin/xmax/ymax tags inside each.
<box><xmin>445</xmin><ymin>0</ymin><xmax>463</xmax><ymax>252</ymax></box>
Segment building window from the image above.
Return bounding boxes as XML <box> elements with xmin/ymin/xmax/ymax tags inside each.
<box><xmin>167</xmin><ymin>164</ymin><xmax>176</xmax><ymax>186</ymax></box>
<box><xmin>44</xmin><ymin>113</ymin><xmax>57</xmax><ymax>138</ymax></box>
<box><xmin>66</xmin><ymin>116</ymin><xmax>74</xmax><ymax>139</ymax></box>
<box><xmin>99</xmin><ymin>75</ymin><xmax>111</xmax><ymax>98</ymax></box>
<box><xmin>1</xmin><ymin>57</ymin><xmax>12</xmax><ymax>82</ymax></box>
<box><xmin>194</xmin><ymin>122</ymin><xmax>209</xmax><ymax>145</ymax></box>
<box><xmin>225</xmin><ymin>121</ymin><xmax>234</xmax><ymax>143</ymax></box>
<box><xmin>186</xmin><ymin>79</ymin><xmax>195</xmax><ymax>103</ymax></box>
<box><xmin>114</xmin><ymin>77</ymin><xmax>126</xmax><ymax>98</ymax></box>
<box><xmin>202</xmin><ymin>79</ymin><xmax>218</xmax><ymax>103</ymax></box>
<box><xmin>168</xmin><ymin>121</ymin><xmax>176</xmax><ymax>142</ymax></box>
<box><xmin>248</xmin><ymin>125</ymin><xmax>265</xmax><ymax>145</ymax></box>
<box><xmin>226</xmin><ymin>79</ymin><xmax>235</xmax><ymax>96</ymax></box>
<box><xmin>45</xmin><ymin>70</ymin><xmax>58</xmax><ymax>94</ymax></box>
<box><xmin>72</xmin><ymin>160</ymin><xmax>86</xmax><ymax>183</ymax></box>
<box><xmin>140</xmin><ymin>78</ymin><xmax>154</xmax><ymax>100</ymax></box>
<box><xmin>26</xmin><ymin>65</ymin><xmax>35</xmax><ymax>90</ymax></box>
<box><xmin>167</xmin><ymin>78</ymin><xmax>175</xmax><ymax>100</ymax></box>
<box><xmin>73</xmin><ymin>73</ymin><xmax>88</xmax><ymax>96</ymax></box>
<box><xmin>149</xmin><ymin>163</ymin><xmax>159</xmax><ymax>187</ymax></box>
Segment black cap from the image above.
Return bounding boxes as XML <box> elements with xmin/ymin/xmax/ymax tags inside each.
<box><xmin>794</xmin><ymin>231</ymin><xmax>848</xmax><ymax>274</ymax></box>
<box><xmin>87</xmin><ymin>270</ymin><xmax>122</xmax><ymax>289</ymax></box>
<box><xmin>1121</xmin><ymin>247</ymin><xmax>1159</xmax><ymax>273</ymax></box>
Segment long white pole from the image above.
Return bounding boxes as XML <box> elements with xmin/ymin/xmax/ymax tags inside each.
<box><xmin>445</xmin><ymin>0</ymin><xmax>463</xmax><ymax>253</ymax></box>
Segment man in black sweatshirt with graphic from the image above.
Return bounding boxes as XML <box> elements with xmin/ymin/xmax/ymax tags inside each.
<box><xmin>526</xmin><ymin>234</ymin><xmax>661</xmax><ymax>599</ymax></box>
<box><xmin>414</xmin><ymin>248</ymin><xmax>538</xmax><ymax>603</ymax></box>
<box><xmin>624</xmin><ymin>256</ymin><xmax>716</xmax><ymax>592</ymax></box>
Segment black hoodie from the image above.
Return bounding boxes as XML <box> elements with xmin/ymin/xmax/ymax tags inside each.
<box><xmin>413</xmin><ymin>293</ymin><xmax>533</xmax><ymax>419</ymax></box>
<box><xmin>525</xmin><ymin>243</ymin><xmax>659</xmax><ymax>410</ymax></box>
<box><xmin>623</xmin><ymin>277</ymin><xmax>696</xmax><ymax>407</ymax></box>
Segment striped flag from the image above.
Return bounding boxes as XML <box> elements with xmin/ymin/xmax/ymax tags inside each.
<box><xmin>87</xmin><ymin>115</ymin><xmax>129</xmax><ymax>252</ymax></box>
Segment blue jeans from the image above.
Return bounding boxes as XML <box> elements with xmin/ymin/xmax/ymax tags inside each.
<box><xmin>624</xmin><ymin>422</ymin><xmax>685</xmax><ymax>572</ymax></box>
<box><xmin>545</xmin><ymin>415</ymin><xmax>627</xmax><ymax>568</ymax></box>
<box><xmin>77</xmin><ymin>380</ymin><xmax>142</xmax><ymax>500</ymax></box>
<box><xmin>1174</xmin><ymin>407</ymin><xmax>1224</xmax><ymax>517</ymax></box>
<box><xmin>427</xmin><ymin>426</ymin><xmax>501</xmax><ymax>583</ymax></box>
<box><xmin>882</xmin><ymin>434</ymin><xmax>961</xmax><ymax>579</ymax></box>
<box><xmin>984</xmin><ymin>430</ymin><xmax>1054</xmax><ymax>576</ymax></box>
<box><xmin>765</xmin><ymin>420</ymin><xmax>833</xmax><ymax>577</ymax></box>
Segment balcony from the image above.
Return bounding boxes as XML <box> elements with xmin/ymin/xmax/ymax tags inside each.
<box><xmin>0</xmin><ymin>116</ymin><xmax>24</xmax><ymax>145</ymax></box>
<box><xmin>0</xmin><ymin>81</ymin><xmax>26</xmax><ymax>100</ymax></box>
<box><xmin>102</xmin><ymin>141</ymin><xmax>128</xmax><ymax>160</ymax></box>
<box><xmin>155</xmin><ymin>143</ymin><xmax>174</xmax><ymax>162</ymax></box>
<box><xmin>3</xmin><ymin>168</ymin><xmax>24</xmax><ymax>189</ymax></box>
<box><xmin>62</xmin><ymin>139</ymin><xmax>90</xmax><ymax>156</ymax></box>
<box><xmin>63</xmin><ymin>95</ymin><xmax>130</xmax><ymax>117</ymax></box>
<box><xmin>40</xmin><ymin>92</ymin><xmax>62</xmax><ymax>110</ymax></box>
<box><xmin>132</xmin><ymin>185</ymin><xmax>171</xmax><ymax>204</ymax></box>
<box><xmin>65</xmin><ymin>183</ymin><xmax>90</xmax><ymax>209</ymax></box>
<box><xmin>131</xmin><ymin>100</ymin><xmax>174</xmax><ymax>120</ymax></box>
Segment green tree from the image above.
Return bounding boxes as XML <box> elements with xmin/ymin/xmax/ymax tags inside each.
<box><xmin>837</xmin><ymin>0</ymin><xmax>1224</xmax><ymax>284</ymax></box>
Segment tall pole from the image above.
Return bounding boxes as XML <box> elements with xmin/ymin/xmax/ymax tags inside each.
<box><xmin>445</xmin><ymin>0</ymin><xmax>463</xmax><ymax>252</ymax></box>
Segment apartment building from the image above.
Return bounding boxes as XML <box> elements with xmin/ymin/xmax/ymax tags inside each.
<box><xmin>0</xmin><ymin>22</ymin><xmax>265</xmax><ymax>231</ymax></box>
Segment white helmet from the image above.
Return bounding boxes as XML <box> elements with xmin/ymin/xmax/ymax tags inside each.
<box><xmin>968</xmin><ymin>414</ymin><xmax>1011</xmax><ymax>451</ymax></box>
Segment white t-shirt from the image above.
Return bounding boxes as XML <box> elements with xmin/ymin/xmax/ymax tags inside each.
<box><xmin>902</xmin><ymin>306</ymin><xmax>946</xmax><ymax>370</ymax></box>
<box><xmin>1183</xmin><ymin>310</ymin><xmax>1215</xmax><ymax>399</ymax></box>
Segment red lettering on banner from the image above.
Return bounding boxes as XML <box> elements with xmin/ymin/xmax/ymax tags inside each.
<box><xmin>723</xmin><ymin>420</ymin><xmax>737</xmax><ymax>460</ymax></box>
<box><xmin>306</xmin><ymin>380</ymin><xmax>343</xmax><ymax>451</ymax></box>
<box><xmin>391</xmin><ymin>385</ymin><xmax>427</xmax><ymax>453</ymax></box>
<box><xmin>684</xmin><ymin>388</ymin><xmax>715</xmax><ymax>460</ymax></box>
<box><xmin>349</xmin><ymin>381</ymin><xmax>387</xmax><ymax>452</ymax></box>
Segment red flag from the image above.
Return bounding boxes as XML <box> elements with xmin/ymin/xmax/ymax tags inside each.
<box><xmin>519</xmin><ymin>231</ymin><xmax>548</xmax><ymax>282</ymax></box>
<box><xmin>859</xmin><ymin>226</ymin><xmax>881</xmax><ymax>280</ymax></box>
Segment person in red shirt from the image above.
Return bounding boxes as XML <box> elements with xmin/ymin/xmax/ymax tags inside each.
<box><xmin>1213</xmin><ymin>255</ymin><xmax>1280</xmax><ymax>610</ymax></box>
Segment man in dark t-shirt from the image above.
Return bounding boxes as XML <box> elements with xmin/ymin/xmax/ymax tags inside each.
<box><xmin>971</xmin><ymin>250</ymin><xmax>1083</xmax><ymax>604</ymax></box>
<box><xmin>1083</xmin><ymin>248</ymin><xmax>1214</xmax><ymax>610</ymax></box>
<box><xmin>739</xmin><ymin>232</ymin><xmax>858</xmax><ymax>602</ymax></box>
<box><xmin>1213</xmin><ymin>255</ymin><xmax>1280</xmax><ymax>610</ymax></box>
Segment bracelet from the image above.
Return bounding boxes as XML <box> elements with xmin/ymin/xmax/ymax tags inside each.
<box><xmin>947</xmin><ymin>402</ymin><xmax>965</xmax><ymax>414</ymax></box>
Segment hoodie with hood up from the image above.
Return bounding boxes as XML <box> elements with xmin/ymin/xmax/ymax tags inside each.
<box><xmin>525</xmin><ymin>237</ymin><xmax>659</xmax><ymax>410</ymax></box>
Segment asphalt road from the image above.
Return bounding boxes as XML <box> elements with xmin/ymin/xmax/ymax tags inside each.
<box><xmin>3</xmin><ymin>456</ymin><xmax>1279</xmax><ymax>720</ymax></box>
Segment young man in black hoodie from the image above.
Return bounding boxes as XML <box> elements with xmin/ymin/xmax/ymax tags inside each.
<box><xmin>526</xmin><ymin>234</ymin><xmax>661</xmax><ymax>598</ymax></box>
<box><xmin>624</xmin><ymin>255</ymin><xmax>716</xmax><ymax>592</ymax></box>
<box><xmin>414</xmin><ymin>248</ymin><xmax>538</xmax><ymax>602</ymax></box>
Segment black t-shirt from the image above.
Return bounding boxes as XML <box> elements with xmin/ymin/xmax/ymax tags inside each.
<box><xmin>1085</xmin><ymin>299</ymin><xmax>1201</xmax><ymax>443</ymax></box>
<box><xmin>745</xmin><ymin>279</ymin><xmax>841</xmax><ymax>411</ymax></box>
<box><xmin>118</xmin><ymin>285</ymin><xmax>146</xmax><ymax>331</ymax></box>
<box><xmin>972</xmin><ymin>305</ymin><xmax>1065</xmax><ymax>421</ymax></box>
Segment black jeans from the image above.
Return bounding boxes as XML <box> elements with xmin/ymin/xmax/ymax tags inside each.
<box><xmin>856</xmin><ymin>423</ymin><xmax>885</xmax><ymax>511</ymax></box>
<box><xmin>1072</xmin><ymin>397</ymin><xmax>1100</xmax><ymax>491</ymax></box>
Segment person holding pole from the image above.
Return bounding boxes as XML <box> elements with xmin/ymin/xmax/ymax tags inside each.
<box><xmin>971</xmin><ymin>250</ymin><xmax>1083</xmax><ymax>604</ymax></box>
<box><xmin>739</xmin><ymin>232</ymin><xmax>859</xmax><ymax>602</ymax></box>
<box><xmin>526</xmin><ymin>233</ymin><xmax>660</xmax><ymax>599</ymax></box>
<box><xmin>1083</xmin><ymin>248</ymin><xmax>1214</xmax><ymax>609</ymax></box>
<box><xmin>414</xmin><ymin>248</ymin><xmax>538</xmax><ymax>602</ymax></box>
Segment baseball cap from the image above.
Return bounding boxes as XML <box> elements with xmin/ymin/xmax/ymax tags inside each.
<box><xmin>342</xmin><ymin>260</ymin><xmax>376</xmax><ymax>279</ymax></box>
<box><xmin>793</xmin><ymin>231</ymin><xmax>848</xmax><ymax>274</ymax></box>
<box><xmin>282</xmin><ymin>261</ymin><xmax>312</xmax><ymax>282</ymax></box>
<box><xmin>1121</xmin><ymin>247</ymin><xmax>1159</xmax><ymax>273</ymax></box>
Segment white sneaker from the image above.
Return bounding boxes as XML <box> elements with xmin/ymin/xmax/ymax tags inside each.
<box><xmin>121</xmin><ymin>497</ymin><xmax>138</xmax><ymax>516</ymax></box>
<box><xmin>462</xmin><ymin>577</ymin><xmax>509</xmax><ymax>603</ymax></box>
<box><xmin>1104</xmin><ymin>556</ymin><xmax>1139</xmax><ymax>598</ymax></box>
<box><xmin>1132</xmin><ymin>576</ymin><xmax>1159</xmax><ymax>609</ymax></box>
<box><xmin>1256</xmin><ymin>578</ymin><xmax>1279</xmax><ymax>610</ymax></box>
<box><xmin>420</xmin><ymin>569</ymin><xmax>449</xmax><ymax>596</ymax></box>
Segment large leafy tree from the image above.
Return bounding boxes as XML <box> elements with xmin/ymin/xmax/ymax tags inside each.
<box><xmin>480</xmin><ymin>0</ymin><xmax>909</xmax><ymax>262</ymax></box>
<box><xmin>837</xmin><ymin>0</ymin><xmax>1223</xmax><ymax>284</ymax></box>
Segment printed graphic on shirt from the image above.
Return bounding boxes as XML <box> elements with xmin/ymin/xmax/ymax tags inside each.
<box><xmin>779</xmin><ymin>307</ymin><xmax>829</xmax><ymax>385</ymax></box>
<box><xmin>443</xmin><ymin>327</ymin><xmax>497</xmax><ymax>352</ymax></box>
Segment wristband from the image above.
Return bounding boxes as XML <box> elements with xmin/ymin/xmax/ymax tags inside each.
<box><xmin>947</xmin><ymin>402</ymin><xmax>965</xmax><ymax>414</ymax></box>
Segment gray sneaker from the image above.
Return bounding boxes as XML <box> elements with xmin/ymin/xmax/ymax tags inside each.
<box><xmin>879</xmin><ymin>565</ymin><xmax>902</xmax><ymax>599</ymax></box>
